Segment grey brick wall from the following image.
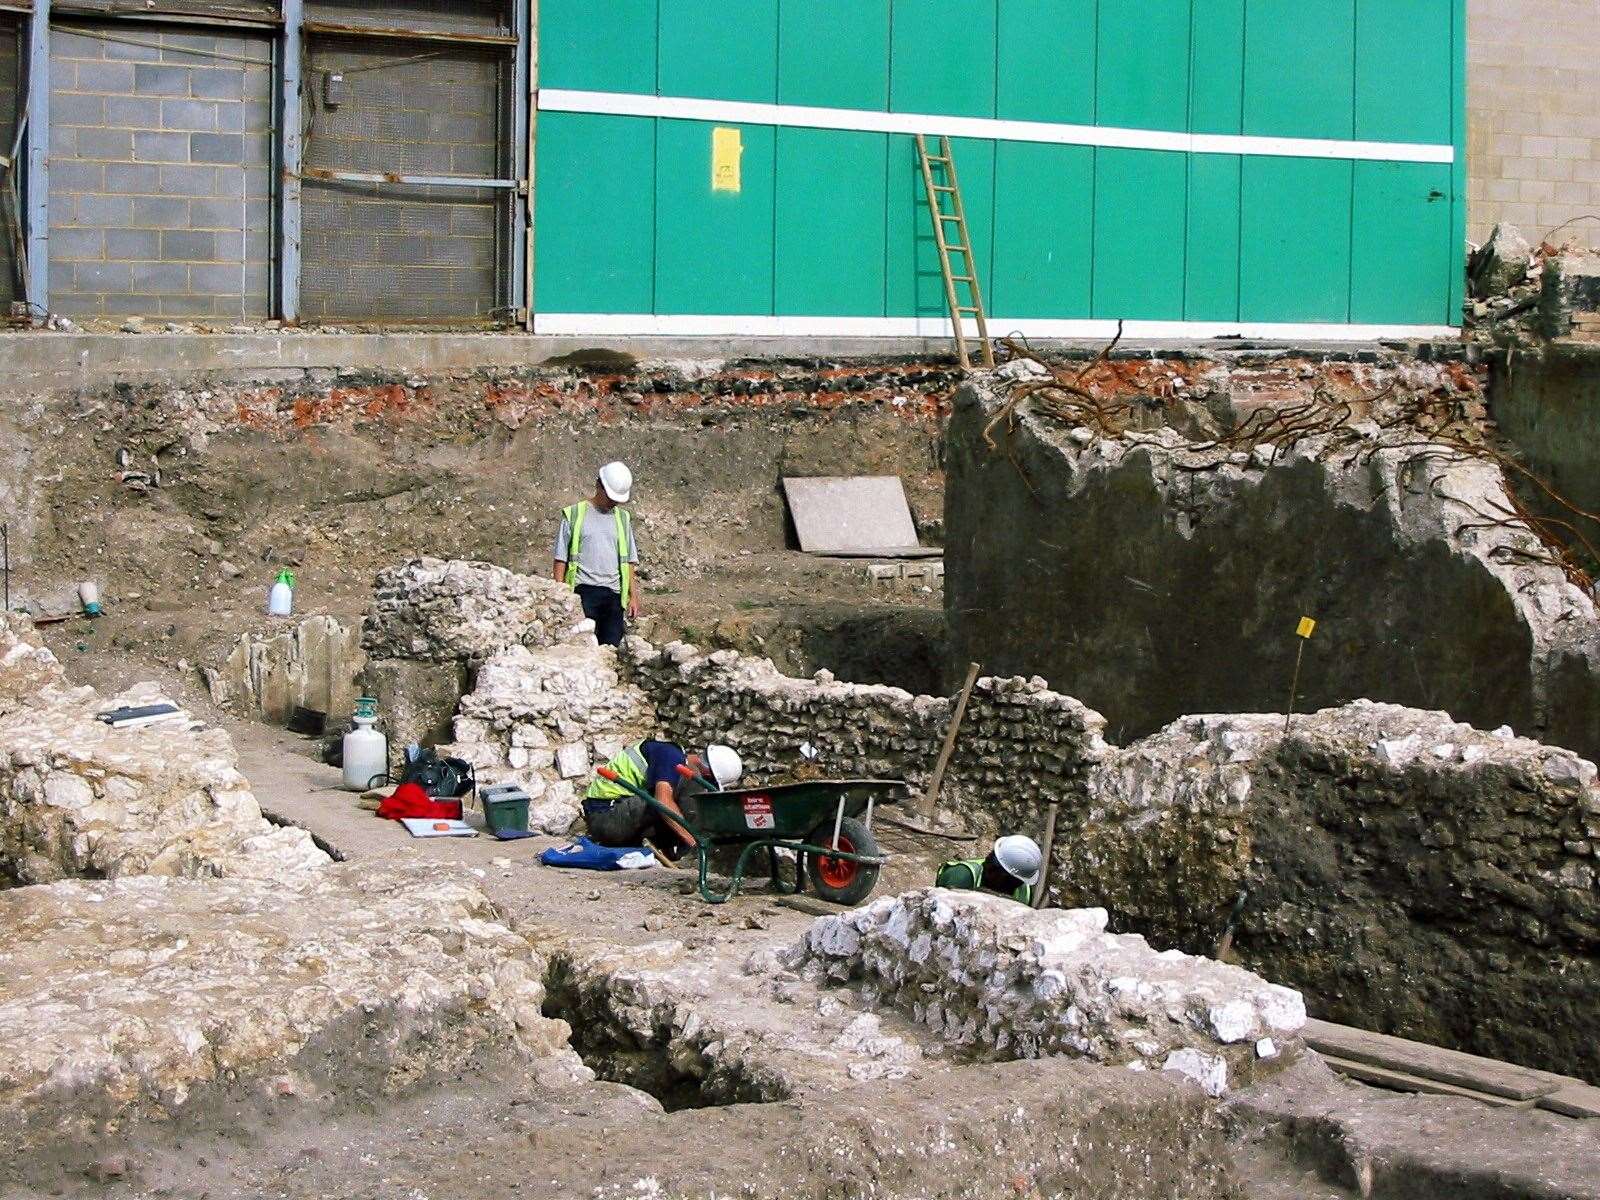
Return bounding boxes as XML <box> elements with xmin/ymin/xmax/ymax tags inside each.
<box><xmin>0</xmin><ymin>20</ymin><xmax>20</xmax><ymax>310</ymax></box>
<box><xmin>1469</xmin><ymin>0</ymin><xmax>1600</xmax><ymax>248</ymax></box>
<box><xmin>301</xmin><ymin>39</ymin><xmax>508</xmax><ymax>322</ymax></box>
<box><xmin>47</xmin><ymin>23</ymin><xmax>273</xmax><ymax>320</ymax></box>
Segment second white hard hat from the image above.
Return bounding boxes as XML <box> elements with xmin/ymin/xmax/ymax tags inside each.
<box><xmin>704</xmin><ymin>744</ymin><xmax>743</xmax><ymax>790</ymax></box>
<box><xmin>993</xmin><ymin>834</ymin><xmax>1043</xmax><ymax>887</ymax></box>
<box><xmin>599</xmin><ymin>461</ymin><xmax>633</xmax><ymax>504</ymax></box>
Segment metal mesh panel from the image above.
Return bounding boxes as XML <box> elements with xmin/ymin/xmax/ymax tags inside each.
<box><xmin>300</xmin><ymin>38</ymin><xmax>510</xmax><ymax>322</ymax></box>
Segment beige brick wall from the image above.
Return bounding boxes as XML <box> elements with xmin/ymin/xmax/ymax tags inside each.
<box><xmin>1469</xmin><ymin>0</ymin><xmax>1600</xmax><ymax>248</ymax></box>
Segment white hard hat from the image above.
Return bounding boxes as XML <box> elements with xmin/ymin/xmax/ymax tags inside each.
<box><xmin>704</xmin><ymin>744</ymin><xmax>743</xmax><ymax>790</ymax></box>
<box><xmin>599</xmin><ymin>461</ymin><xmax>633</xmax><ymax>503</ymax></box>
<box><xmin>993</xmin><ymin>835</ymin><xmax>1043</xmax><ymax>887</ymax></box>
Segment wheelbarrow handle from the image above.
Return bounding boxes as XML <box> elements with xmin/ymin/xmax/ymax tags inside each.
<box><xmin>675</xmin><ymin>763</ymin><xmax>698</xmax><ymax>780</ymax></box>
<box><xmin>597</xmin><ymin>766</ymin><xmax>621</xmax><ymax>782</ymax></box>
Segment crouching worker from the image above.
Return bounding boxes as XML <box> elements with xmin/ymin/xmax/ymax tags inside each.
<box><xmin>935</xmin><ymin>834</ymin><xmax>1042</xmax><ymax>905</ymax></box>
<box><xmin>584</xmin><ymin>740</ymin><xmax>743</xmax><ymax>855</ymax></box>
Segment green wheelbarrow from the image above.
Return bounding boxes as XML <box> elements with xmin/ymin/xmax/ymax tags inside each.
<box><xmin>594</xmin><ymin>765</ymin><xmax>907</xmax><ymax>905</ymax></box>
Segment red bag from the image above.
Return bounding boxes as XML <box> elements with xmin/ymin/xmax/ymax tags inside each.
<box><xmin>376</xmin><ymin>781</ymin><xmax>463</xmax><ymax>822</ymax></box>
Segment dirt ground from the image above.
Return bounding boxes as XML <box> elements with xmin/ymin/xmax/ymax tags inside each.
<box><xmin>4</xmin><ymin>362</ymin><xmax>952</xmax><ymax>702</ymax></box>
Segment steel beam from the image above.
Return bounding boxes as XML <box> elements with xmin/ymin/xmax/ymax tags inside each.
<box><xmin>524</xmin><ymin>0</ymin><xmax>537</xmax><ymax>332</ymax></box>
<box><xmin>301</xmin><ymin>21</ymin><xmax>515</xmax><ymax>47</ymax></box>
<box><xmin>509</xmin><ymin>0</ymin><xmax>528</xmax><ymax>324</ymax></box>
<box><xmin>278</xmin><ymin>0</ymin><xmax>301</xmax><ymax>322</ymax></box>
<box><xmin>24</xmin><ymin>0</ymin><xmax>47</xmax><ymax>314</ymax></box>
<box><xmin>302</xmin><ymin>166</ymin><xmax>518</xmax><ymax>189</ymax></box>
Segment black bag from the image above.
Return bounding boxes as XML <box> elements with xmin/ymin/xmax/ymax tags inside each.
<box><xmin>400</xmin><ymin>748</ymin><xmax>475</xmax><ymax>799</ymax></box>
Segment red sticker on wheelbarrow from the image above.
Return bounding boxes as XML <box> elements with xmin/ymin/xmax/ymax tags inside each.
<box><xmin>743</xmin><ymin>795</ymin><xmax>774</xmax><ymax>830</ymax></box>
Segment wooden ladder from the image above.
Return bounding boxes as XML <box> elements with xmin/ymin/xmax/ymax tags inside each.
<box><xmin>915</xmin><ymin>134</ymin><xmax>994</xmax><ymax>370</ymax></box>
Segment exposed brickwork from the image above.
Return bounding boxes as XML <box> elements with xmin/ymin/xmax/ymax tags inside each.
<box><xmin>46</xmin><ymin>23</ymin><xmax>273</xmax><ymax>320</ymax></box>
<box><xmin>300</xmin><ymin>38</ymin><xmax>508</xmax><ymax>323</ymax></box>
<box><xmin>1469</xmin><ymin>0</ymin><xmax>1600</xmax><ymax>248</ymax></box>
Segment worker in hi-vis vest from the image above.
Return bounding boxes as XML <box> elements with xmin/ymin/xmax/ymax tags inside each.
<box><xmin>554</xmin><ymin>462</ymin><xmax>638</xmax><ymax>647</ymax></box>
<box><xmin>935</xmin><ymin>835</ymin><xmax>1043</xmax><ymax>905</ymax></box>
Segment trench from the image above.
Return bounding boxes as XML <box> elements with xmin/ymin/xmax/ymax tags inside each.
<box><xmin>538</xmin><ymin>952</ymin><xmax>792</xmax><ymax>1112</ymax></box>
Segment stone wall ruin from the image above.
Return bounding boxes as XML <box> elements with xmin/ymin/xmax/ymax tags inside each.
<box><xmin>946</xmin><ymin>363</ymin><xmax>1600</xmax><ymax>760</ymax></box>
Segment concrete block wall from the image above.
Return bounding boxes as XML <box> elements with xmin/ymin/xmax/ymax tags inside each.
<box><xmin>0</xmin><ymin>20</ymin><xmax>19</xmax><ymax>310</ymax></box>
<box><xmin>1469</xmin><ymin>0</ymin><xmax>1600</xmax><ymax>248</ymax></box>
<box><xmin>300</xmin><ymin>39</ymin><xmax>507</xmax><ymax>322</ymax></box>
<box><xmin>46</xmin><ymin>23</ymin><xmax>273</xmax><ymax>320</ymax></box>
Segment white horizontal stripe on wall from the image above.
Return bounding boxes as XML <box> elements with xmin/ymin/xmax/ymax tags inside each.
<box><xmin>533</xmin><ymin>313</ymin><xmax>1461</xmax><ymax>341</ymax></box>
<box><xmin>538</xmin><ymin>88</ymin><xmax>1456</xmax><ymax>166</ymax></box>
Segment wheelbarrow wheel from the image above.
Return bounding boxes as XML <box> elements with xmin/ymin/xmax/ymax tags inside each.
<box><xmin>805</xmin><ymin>816</ymin><xmax>880</xmax><ymax>907</ymax></box>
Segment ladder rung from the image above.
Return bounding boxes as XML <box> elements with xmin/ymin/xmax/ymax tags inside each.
<box><xmin>938</xmin><ymin>243</ymin><xmax>970</xmax><ymax>255</ymax></box>
<box><xmin>956</xmin><ymin>305</ymin><xmax>981</xmax><ymax>313</ymax></box>
<box><xmin>938</xmin><ymin>212</ymin><xmax>962</xmax><ymax>221</ymax></box>
<box><xmin>925</xmin><ymin>156</ymin><xmax>951</xmax><ymax>165</ymax></box>
<box><xmin>950</xmin><ymin>275</ymin><xmax>976</xmax><ymax>284</ymax></box>
<box><xmin>931</xmin><ymin>184</ymin><xmax>956</xmax><ymax>192</ymax></box>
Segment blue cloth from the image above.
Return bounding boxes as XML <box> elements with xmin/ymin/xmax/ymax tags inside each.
<box><xmin>540</xmin><ymin>836</ymin><xmax>649</xmax><ymax>871</ymax></box>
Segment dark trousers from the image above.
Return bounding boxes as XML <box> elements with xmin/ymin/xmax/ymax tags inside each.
<box><xmin>575</xmin><ymin>584</ymin><xmax>626</xmax><ymax>646</ymax></box>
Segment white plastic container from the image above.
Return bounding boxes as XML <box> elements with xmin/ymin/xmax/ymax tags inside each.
<box><xmin>78</xmin><ymin>581</ymin><xmax>102</xmax><ymax>617</ymax></box>
<box><xmin>343</xmin><ymin>714</ymin><xmax>388</xmax><ymax>792</ymax></box>
<box><xmin>267</xmin><ymin>569</ymin><xmax>294</xmax><ymax>617</ymax></box>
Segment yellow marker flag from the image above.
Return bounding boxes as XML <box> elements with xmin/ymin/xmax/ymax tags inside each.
<box><xmin>1296</xmin><ymin>616</ymin><xmax>1317</xmax><ymax>639</ymax></box>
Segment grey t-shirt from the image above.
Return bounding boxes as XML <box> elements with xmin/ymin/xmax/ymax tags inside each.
<box><xmin>554</xmin><ymin>504</ymin><xmax>639</xmax><ymax>593</ymax></box>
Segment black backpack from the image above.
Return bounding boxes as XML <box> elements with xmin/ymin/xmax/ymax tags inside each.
<box><xmin>400</xmin><ymin>748</ymin><xmax>475</xmax><ymax>799</ymax></box>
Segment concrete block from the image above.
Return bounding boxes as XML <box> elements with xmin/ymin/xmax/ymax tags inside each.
<box><xmin>49</xmin><ymin>126</ymin><xmax>76</xmax><ymax>158</ymax></box>
<box><xmin>75</xmin><ymin>128</ymin><xmax>134</xmax><ymax>160</ymax></box>
<box><xmin>190</xmin><ymin>133</ymin><xmax>243</xmax><ymax>164</ymax></box>
<box><xmin>76</xmin><ymin>193</ymin><xmax>135</xmax><ymax>228</ymax></box>
<box><xmin>106</xmin><ymin>39</ymin><xmax>163</xmax><ymax>64</ymax></box>
<box><xmin>215</xmin><ymin>103</ymin><xmax>246</xmax><ymax>134</ymax></box>
<box><xmin>131</xmin><ymin>261</ymin><xmax>189</xmax><ymax>295</ymax></box>
<box><xmin>189</xmin><ymin>263</ymin><xmax>244</xmax><ymax>294</ymax></box>
<box><xmin>105</xmin><ymin>229</ymin><xmax>162</xmax><ymax>261</ymax></box>
<box><xmin>50</xmin><ymin>227</ymin><xmax>104</xmax><ymax>260</ymax></box>
<box><xmin>133</xmin><ymin>131</ymin><xmax>189</xmax><ymax>164</ymax></box>
<box><xmin>161</xmin><ymin>99</ymin><xmax>218</xmax><ymax>133</ymax></box>
<box><xmin>212</xmin><ymin>231</ymin><xmax>244</xmax><ymax>263</ymax></box>
<box><xmin>51</xmin><ymin>160</ymin><xmax>104</xmax><ymax>192</ymax></box>
<box><xmin>190</xmin><ymin>68</ymin><xmax>242</xmax><ymax>101</ymax></box>
<box><xmin>161</xmin><ymin>230</ymin><xmax>215</xmax><ymax>261</ymax></box>
<box><xmin>74</xmin><ymin>261</ymin><xmax>133</xmax><ymax>293</ymax></box>
<box><xmin>159</xmin><ymin>294</ymin><xmax>217</xmax><ymax>317</ymax></box>
<box><xmin>107</xmin><ymin>96</ymin><xmax>162</xmax><ymax>127</ymax></box>
<box><xmin>189</xmin><ymin>198</ymin><xmax>241</xmax><ymax>229</ymax></box>
<box><xmin>76</xmin><ymin>61</ymin><xmax>136</xmax><ymax>94</ymax></box>
<box><xmin>49</xmin><ymin>91</ymin><xmax>105</xmax><ymax>126</ymax></box>
<box><xmin>131</xmin><ymin>195</ymin><xmax>189</xmax><ymax>229</ymax></box>
<box><xmin>107</xmin><ymin>162</ymin><xmax>163</xmax><ymax>193</ymax></box>
<box><xmin>158</xmin><ymin>164</ymin><xmax>216</xmax><ymax>196</ymax></box>
<box><xmin>134</xmin><ymin>64</ymin><xmax>189</xmax><ymax>96</ymax></box>
<box><xmin>51</xmin><ymin>29</ymin><xmax>105</xmax><ymax>60</ymax></box>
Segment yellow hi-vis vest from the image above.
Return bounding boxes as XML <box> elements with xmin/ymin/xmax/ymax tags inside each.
<box><xmin>936</xmin><ymin>858</ymin><xmax>1032</xmax><ymax>905</ymax></box>
<box><xmin>585</xmin><ymin>741</ymin><xmax>650</xmax><ymax>803</ymax></box>
<box><xmin>562</xmin><ymin>501</ymin><xmax>634</xmax><ymax>608</ymax></box>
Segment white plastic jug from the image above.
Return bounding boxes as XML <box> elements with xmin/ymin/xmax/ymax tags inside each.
<box><xmin>267</xmin><ymin>569</ymin><xmax>294</xmax><ymax>617</ymax></box>
<box><xmin>343</xmin><ymin>713</ymin><xmax>388</xmax><ymax>792</ymax></box>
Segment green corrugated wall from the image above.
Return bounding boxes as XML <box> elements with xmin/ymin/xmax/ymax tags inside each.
<box><xmin>534</xmin><ymin>0</ymin><xmax>1465</xmax><ymax>330</ymax></box>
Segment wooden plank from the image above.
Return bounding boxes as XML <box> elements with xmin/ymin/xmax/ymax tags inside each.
<box><xmin>1303</xmin><ymin>1018</ymin><xmax>1562</xmax><ymax>1102</ymax></box>
<box><xmin>1318</xmin><ymin>1054</ymin><xmax>1531</xmax><ymax>1109</ymax></box>
<box><xmin>1539</xmin><ymin>1084</ymin><xmax>1600</xmax><ymax>1120</ymax></box>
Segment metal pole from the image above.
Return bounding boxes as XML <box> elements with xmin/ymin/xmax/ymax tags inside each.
<box><xmin>1284</xmin><ymin>640</ymin><xmax>1306</xmax><ymax>735</ymax></box>
<box><xmin>524</xmin><ymin>0</ymin><xmax>537</xmax><ymax>333</ymax></box>
<box><xmin>920</xmin><ymin>662</ymin><xmax>980</xmax><ymax>819</ymax></box>
<box><xmin>24</xmin><ymin>0</ymin><xmax>49</xmax><ymax>314</ymax></box>
<box><xmin>509</xmin><ymin>0</ymin><xmax>529</xmax><ymax>326</ymax></box>
<box><xmin>1031</xmin><ymin>802</ymin><xmax>1059</xmax><ymax>910</ymax></box>
<box><xmin>279</xmin><ymin>0</ymin><xmax>303</xmax><ymax>323</ymax></box>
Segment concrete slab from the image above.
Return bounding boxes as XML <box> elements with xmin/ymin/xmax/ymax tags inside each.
<box><xmin>783</xmin><ymin>476</ymin><xmax>920</xmax><ymax>556</ymax></box>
